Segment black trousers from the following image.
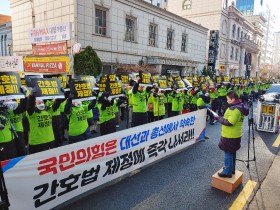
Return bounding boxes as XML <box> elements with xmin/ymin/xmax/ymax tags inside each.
<box><xmin>132</xmin><ymin>112</ymin><xmax>147</xmax><ymax>127</ymax></box>
<box><xmin>29</xmin><ymin>140</ymin><xmax>55</xmax><ymax>155</ymax></box>
<box><xmin>15</xmin><ymin>132</ymin><xmax>27</xmax><ymax>157</ymax></box>
<box><xmin>100</xmin><ymin>119</ymin><xmax>116</xmax><ymax>136</ymax></box>
<box><xmin>0</xmin><ymin>138</ymin><xmax>17</xmax><ymax>161</ymax></box>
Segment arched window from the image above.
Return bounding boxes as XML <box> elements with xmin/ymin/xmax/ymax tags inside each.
<box><xmin>232</xmin><ymin>24</ymin><xmax>236</xmax><ymax>39</ymax></box>
<box><xmin>183</xmin><ymin>0</ymin><xmax>192</xmax><ymax>10</ymax></box>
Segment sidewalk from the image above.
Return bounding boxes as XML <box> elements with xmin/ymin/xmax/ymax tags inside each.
<box><xmin>248</xmin><ymin>151</ymin><xmax>280</xmax><ymax>210</ymax></box>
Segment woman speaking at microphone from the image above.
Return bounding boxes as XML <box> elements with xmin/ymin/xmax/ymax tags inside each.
<box><xmin>213</xmin><ymin>91</ymin><xmax>248</xmax><ymax>178</ymax></box>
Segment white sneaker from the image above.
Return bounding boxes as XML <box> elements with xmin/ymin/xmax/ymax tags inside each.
<box><xmin>116</xmin><ymin>125</ymin><xmax>120</xmax><ymax>128</ymax></box>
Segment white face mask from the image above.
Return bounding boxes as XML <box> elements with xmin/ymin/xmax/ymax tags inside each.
<box><xmin>73</xmin><ymin>101</ymin><xmax>81</xmax><ymax>107</ymax></box>
<box><xmin>3</xmin><ymin>101</ymin><xmax>18</xmax><ymax>110</ymax></box>
<box><xmin>36</xmin><ymin>103</ymin><xmax>45</xmax><ymax>110</ymax></box>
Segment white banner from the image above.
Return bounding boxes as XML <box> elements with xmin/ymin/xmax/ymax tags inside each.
<box><xmin>29</xmin><ymin>22</ymin><xmax>72</xmax><ymax>44</ymax></box>
<box><xmin>0</xmin><ymin>56</ymin><xmax>24</xmax><ymax>72</ymax></box>
<box><xmin>3</xmin><ymin>110</ymin><xmax>206</xmax><ymax>210</ymax></box>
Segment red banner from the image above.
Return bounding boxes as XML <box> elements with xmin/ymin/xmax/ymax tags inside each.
<box><xmin>24</xmin><ymin>56</ymin><xmax>70</xmax><ymax>73</ymax></box>
<box><xmin>32</xmin><ymin>42</ymin><xmax>67</xmax><ymax>55</ymax></box>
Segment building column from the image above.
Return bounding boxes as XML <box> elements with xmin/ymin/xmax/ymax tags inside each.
<box><xmin>239</xmin><ymin>47</ymin><xmax>246</xmax><ymax>77</ymax></box>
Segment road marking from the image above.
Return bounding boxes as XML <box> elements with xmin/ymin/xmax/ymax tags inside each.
<box><xmin>272</xmin><ymin>134</ymin><xmax>280</xmax><ymax>147</ymax></box>
<box><xmin>229</xmin><ymin>180</ymin><xmax>257</xmax><ymax>210</ymax></box>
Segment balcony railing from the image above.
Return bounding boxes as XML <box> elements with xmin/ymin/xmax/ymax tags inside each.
<box><xmin>240</xmin><ymin>38</ymin><xmax>261</xmax><ymax>52</ymax></box>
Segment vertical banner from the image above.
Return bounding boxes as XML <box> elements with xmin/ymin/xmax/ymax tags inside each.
<box><xmin>207</xmin><ymin>30</ymin><xmax>219</xmax><ymax>74</ymax></box>
<box><xmin>3</xmin><ymin>109</ymin><xmax>206</xmax><ymax>210</ymax></box>
<box><xmin>0</xmin><ymin>72</ymin><xmax>24</xmax><ymax>100</ymax></box>
<box><xmin>30</xmin><ymin>78</ymin><xmax>64</xmax><ymax>100</ymax></box>
<box><xmin>69</xmin><ymin>80</ymin><xmax>94</xmax><ymax>101</ymax></box>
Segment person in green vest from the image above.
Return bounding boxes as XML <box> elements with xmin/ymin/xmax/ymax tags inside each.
<box><xmin>64</xmin><ymin>96</ymin><xmax>96</xmax><ymax>144</ymax></box>
<box><xmin>170</xmin><ymin>88</ymin><xmax>184</xmax><ymax>117</ymax></box>
<box><xmin>46</xmin><ymin>99</ymin><xmax>64</xmax><ymax>147</ymax></box>
<box><xmin>97</xmin><ymin>91</ymin><xmax>116</xmax><ymax>136</ymax></box>
<box><xmin>190</xmin><ymin>87</ymin><xmax>200</xmax><ymax>111</ymax></box>
<box><xmin>0</xmin><ymin>96</ymin><xmax>27</xmax><ymax>160</ymax></box>
<box><xmin>27</xmin><ymin>88</ymin><xmax>63</xmax><ymax>154</ymax></box>
<box><xmin>147</xmin><ymin>91</ymin><xmax>154</xmax><ymax>122</ymax></box>
<box><xmin>213</xmin><ymin>91</ymin><xmax>249</xmax><ymax>178</ymax></box>
<box><xmin>209</xmin><ymin>86</ymin><xmax>219</xmax><ymax>118</ymax></box>
<box><xmin>152</xmin><ymin>88</ymin><xmax>166</xmax><ymax>121</ymax></box>
<box><xmin>131</xmin><ymin>76</ymin><xmax>152</xmax><ymax>127</ymax></box>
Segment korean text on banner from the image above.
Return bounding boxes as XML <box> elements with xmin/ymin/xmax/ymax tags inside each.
<box><xmin>0</xmin><ymin>72</ymin><xmax>24</xmax><ymax>100</ymax></box>
<box><xmin>2</xmin><ymin>109</ymin><xmax>207</xmax><ymax>210</ymax></box>
<box><xmin>24</xmin><ymin>56</ymin><xmax>70</xmax><ymax>73</ymax></box>
<box><xmin>69</xmin><ymin>80</ymin><xmax>94</xmax><ymax>102</ymax></box>
<box><xmin>118</xmin><ymin>74</ymin><xmax>129</xmax><ymax>84</ymax></box>
<box><xmin>139</xmin><ymin>72</ymin><xmax>152</xmax><ymax>86</ymax></box>
<box><xmin>29</xmin><ymin>22</ymin><xmax>71</xmax><ymax>44</ymax></box>
<box><xmin>30</xmin><ymin>78</ymin><xmax>64</xmax><ymax>100</ymax></box>
<box><xmin>0</xmin><ymin>56</ymin><xmax>24</xmax><ymax>72</ymax></box>
<box><xmin>77</xmin><ymin>75</ymin><xmax>98</xmax><ymax>90</ymax></box>
<box><xmin>106</xmin><ymin>80</ymin><xmax>124</xmax><ymax>97</ymax></box>
<box><xmin>44</xmin><ymin>74</ymin><xmax>68</xmax><ymax>89</ymax></box>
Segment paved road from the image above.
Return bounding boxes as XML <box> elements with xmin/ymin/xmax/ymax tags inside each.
<box><xmin>56</xmin><ymin>104</ymin><xmax>280</xmax><ymax>210</ymax></box>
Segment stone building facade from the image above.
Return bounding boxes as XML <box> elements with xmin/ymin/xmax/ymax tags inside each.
<box><xmin>10</xmin><ymin>0</ymin><xmax>208</xmax><ymax>76</ymax></box>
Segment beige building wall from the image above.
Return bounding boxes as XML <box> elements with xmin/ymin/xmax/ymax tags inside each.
<box><xmin>10</xmin><ymin>0</ymin><xmax>208</xmax><ymax>74</ymax></box>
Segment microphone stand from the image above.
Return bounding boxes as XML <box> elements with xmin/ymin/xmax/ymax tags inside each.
<box><xmin>236</xmin><ymin>96</ymin><xmax>256</xmax><ymax>168</ymax></box>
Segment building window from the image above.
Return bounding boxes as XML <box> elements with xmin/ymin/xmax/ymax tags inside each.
<box><xmin>181</xmin><ymin>34</ymin><xmax>188</xmax><ymax>52</ymax></box>
<box><xmin>237</xmin><ymin>27</ymin><xmax>240</xmax><ymax>39</ymax></box>
<box><xmin>222</xmin><ymin>20</ymin><xmax>227</xmax><ymax>35</ymax></box>
<box><xmin>125</xmin><ymin>17</ymin><xmax>136</xmax><ymax>42</ymax></box>
<box><xmin>166</xmin><ymin>29</ymin><xmax>173</xmax><ymax>50</ymax></box>
<box><xmin>232</xmin><ymin>24</ymin><xmax>236</xmax><ymax>39</ymax></box>
<box><xmin>230</xmin><ymin>47</ymin><xmax>234</xmax><ymax>60</ymax></box>
<box><xmin>95</xmin><ymin>8</ymin><xmax>107</xmax><ymax>36</ymax></box>
<box><xmin>222</xmin><ymin>0</ymin><xmax>228</xmax><ymax>9</ymax></box>
<box><xmin>241</xmin><ymin>31</ymin><xmax>243</xmax><ymax>39</ymax></box>
<box><xmin>235</xmin><ymin>49</ymin><xmax>239</xmax><ymax>61</ymax></box>
<box><xmin>220</xmin><ymin>43</ymin><xmax>225</xmax><ymax>59</ymax></box>
<box><xmin>149</xmin><ymin>24</ymin><xmax>157</xmax><ymax>46</ymax></box>
<box><xmin>157</xmin><ymin>3</ymin><xmax>160</xmax><ymax>7</ymax></box>
<box><xmin>183</xmin><ymin>0</ymin><xmax>192</xmax><ymax>10</ymax></box>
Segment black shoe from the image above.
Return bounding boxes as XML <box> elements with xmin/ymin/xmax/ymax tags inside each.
<box><xmin>204</xmin><ymin>136</ymin><xmax>209</xmax><ymax>139</ymax></box>
<box><xmin>223</xmin><ymin>167</ymin><xmax>235</xmax><ymax>174</ymax></box>
<box><xmin>218</xmin><ymin>172</ymin><xmax>232</xmax><ymax>178</ymax></box>
<box><xmin>91</xmin><ymin>130</ymin><xmax>98</xmax><ymax>134</ymax></box>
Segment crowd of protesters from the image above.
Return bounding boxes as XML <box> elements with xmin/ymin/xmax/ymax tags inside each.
<box><xmin>0</xmin><ymin>74</ymin><xmax>272</xmax><ymax>161</ymax></box>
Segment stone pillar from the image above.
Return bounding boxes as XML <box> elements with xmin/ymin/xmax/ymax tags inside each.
<box><xmin>240</xmin><ymin>47</ymin><xmax>246</xmax><ymax>77</ymax></box>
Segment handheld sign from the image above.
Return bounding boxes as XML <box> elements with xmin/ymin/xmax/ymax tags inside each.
<box><xmin>173</xmin><ymin>79</ymin><xmax>186</xmax><ymax>90</ymax></box>
<box><xmin>118</xmin><ymin>74</ymin><xmax>129</xmax><ymax>84</ymax></box>
<box><xmin>139</xmin><ymin>71</ymin><xmax>152</xmax><ymax>86</ymax></box>
<box><xmin>30</xmin><ymin>77</ymin><xmax>64</xmax><ymax>100</ymax></box>
<box><xmin>77</xmin><ymin>75</ymin><xmax>99</xmax><ymax>90</ymax></box>
<box><xmin>43</xmin><ymin>74</ymin><xmax>68</xmax><ymax>89</ymax></box>
<box><xmin>0</xmin><ymin>72</ymin><xmax>25</xmax><ymax>100</ymax></box>
<box><xmin>106</xmin><ymin>80</ymin><xmax>124</xmax><ymax>99</ymax></box>
<box><xmin>107</xmin><ymin>74</ymin><xmax>117</xmax><ymax>82</ymax></box>
<box><xmin>156</xmin><ymin>77</ymin><xmax>170</xmax><ymax>90</ymax></box>
<box><xmin>69</xmin><ymin>80</ymin><xmax>95</xmax><ymax>102</ymax></box>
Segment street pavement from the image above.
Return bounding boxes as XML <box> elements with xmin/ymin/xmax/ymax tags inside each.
<box><xmin>55</xmin><ymin>103</ymin><xmax>280</xmax><ymax>210</ymax></box>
